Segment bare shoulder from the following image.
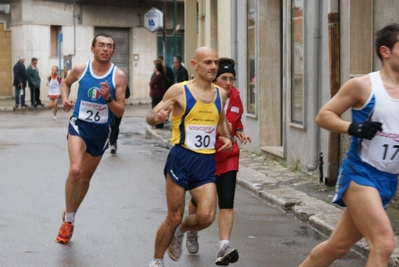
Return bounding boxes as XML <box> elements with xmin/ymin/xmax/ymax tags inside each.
<box><xmin>341</xmin><ymin>75</ymin><xmax>371</xmax><ymax>96</ymax></box>
<box><xmin>326</xmin><ymin>74</ymin><xmax>371</xmax><ymax>111</ymax></box>
<box><xmin>114</xmin><ymin>68</ymin><xmax>126</xmax><ymax>86</ymax></box>
<box><xmin>70</xmin><ymin>63</ymin><xmax>87</xmax><ymax>79</ymax></box>
<box><xmin>63</xmin><ymin>63</ymin><xmax>86</xmax><ymax>85</ymax></box>
<box><xmin>165</xmin><ymin>83</ymin><xmax>184</xmax><ymax>98</ymax></box>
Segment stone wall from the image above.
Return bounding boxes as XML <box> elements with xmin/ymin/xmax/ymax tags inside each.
<box><xmin>0</xmin><ymin>22</ymin><xmax>11</xmax><ymax>97</ymax></box>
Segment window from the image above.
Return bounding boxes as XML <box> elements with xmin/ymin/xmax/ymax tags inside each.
<box><xmin>291</xmin><ymin>0</ymin><xmax>304</xmax><ymax>124</ymax></box>
<box><xmin>50</xmin><ymin>25</ymin><xmax>62</xmax><ymax>57</ymax></box>
<box><xmin>247</xmin><ymin>0</ymin><xmax>256</xmax><ymax>115</ymax></box>
<box><xmin>157</xmin><ymin>33</ymin><xmax>184</xmax><ymax>67</ymax></box>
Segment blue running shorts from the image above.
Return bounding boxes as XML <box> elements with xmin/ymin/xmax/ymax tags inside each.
<box><xmin>68</xmin><ymin>116</ymin><xmax>110</xmax><ymax>157</ymax></box>
<box><xmin>333</xmin><ymin>157</ymin><xmax>398</xmax><ymax>209</ymax></box>
<box><xmin>164</xmin><ymin>145</ymin><xmax>216</xmax><ymax>190</ymax></box>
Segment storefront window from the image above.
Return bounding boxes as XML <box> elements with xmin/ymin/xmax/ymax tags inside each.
<box><xmin>291</xmin><ymin>0</ymin><xmax>304</xmax><ymax>124</ymax></box>
<box><xmin>247</xmin><ymin>0</ymin><xmax>256</xmax><ymax>115</ymax></box>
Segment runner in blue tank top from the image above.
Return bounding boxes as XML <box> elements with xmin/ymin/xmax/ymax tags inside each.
<box><xmin>300</xmin><ymin>23</ymin><xmax>399</xmax><ymax>267</ymax></box>
<box><xmin>55</xmin><ymin>33</ymin><xmax>126</xmax><ymax>244</ymax></box>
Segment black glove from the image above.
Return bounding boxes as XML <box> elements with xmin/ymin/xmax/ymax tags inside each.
<box><xmin>348</xmin><ymin>121</ymin><xmax>383</xmax><ymax>140</ymax></box>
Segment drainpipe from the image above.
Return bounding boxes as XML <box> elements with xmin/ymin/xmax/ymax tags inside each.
<box><xmin>232</xmin><ymin>0</ymin><xmax>237</xmax><ymax>68</ymax></box>
<box><xmin>325</xmin><ymin>0</ymin><xmax>340</xmax><ymax>186</ymax></box>
<box><xmin>71</xmin><ymin>1</ymin><xmax>78</xmax><ymax>57</ymax></box>
<box><xmin>306</xmin><ymin>0</ymin><xmax>322</xmax><ymax>173</ymax></box>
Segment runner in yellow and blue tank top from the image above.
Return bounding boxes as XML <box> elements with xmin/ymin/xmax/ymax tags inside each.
<box><xmin>146</xmin><ymin>47</ymin><xmax>233</xmax><ymax>267</ymax></box>
<box><xmin>166</xmin><ymin>81</ymin><xmax>223</xmax><ymax>190</ymax></box>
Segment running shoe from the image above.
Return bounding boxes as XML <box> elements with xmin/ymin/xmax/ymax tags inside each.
<box><xmin>55</xmin><ymin>222</ymin><xmax>74</xmax><ymax>244</ymax></box>
<box><xmin>167</xmin><ymin>230</ymin><xmax>183</xmax><ymax>261</ymax></box>
<box><xmin>215</xmin><ymin>244</ymin><xmax>239</xmax><ymax>266</ymax></box>
<box><xmin>149</xmin><ymin>260</ymin><xmax>164</xmax><ymax>267</ymax></box>
<box><xmin>110</xmin><ymin>144</ymin><xmax>117</xmax><ymax>154</ymax></box>
<box><xmin>186</xmin><ymin>231</ymin><xmax>199</xmax><ymax>254</ymax></box>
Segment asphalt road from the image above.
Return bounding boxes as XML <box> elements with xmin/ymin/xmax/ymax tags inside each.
<box><xmin>0</xmin><ymin>106</ymin><xmax>367</xmax><ymax>266</ymax></box>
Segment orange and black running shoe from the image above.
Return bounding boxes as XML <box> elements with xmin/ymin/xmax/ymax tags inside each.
<box><xmin>55</xmin><ymin>222</ymin><xmax>74</xmax><ymax>244</ymax></box>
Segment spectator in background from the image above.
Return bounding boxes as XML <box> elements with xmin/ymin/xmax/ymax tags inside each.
<box><xmin>27</xmin><ymin>57</ymin><xmax>44</xmax><ymax>107</ymax></box>
<box><xmin>110</xmin><ymin>84</ymin><xmax>130</xmax><ymax>154</ymax></box>
<box><xmin>149</xmin><ymin>59</ymin><xmax>166</xmax><ymax>129</ymax></box>
<box><xmin>158</xmin><ymin>55</ymin><xmax>174</xmax><ymax>89</ymax></box>
<box><xmin>13</xmin><ymin>56</ymin><xmax>28</xmax><ymax>109</ymax></box>
<box><xmin>173</xmin><ymin>54</ymin><xmax>189</xmax><ymax>83</ymax></box>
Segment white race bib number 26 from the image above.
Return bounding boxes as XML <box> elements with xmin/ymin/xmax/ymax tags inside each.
<box><xmin>78</xmin><ymin>100</ymin><xmax>108</xmax><ymax>124</ymax></box>
<box><xmin>186</xmin><ymin>125</ymin><xmax>216</xmax><ymax>150</ymax></box>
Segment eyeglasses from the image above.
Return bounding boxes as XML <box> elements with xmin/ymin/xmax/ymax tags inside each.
<box><xmin>220</xmin><ymin>76</ymin><xmax>236</xmax><ymax>82</ymax></box>
<box><xmin>97</xmin><ymin>43</ymin><xmax>114</xmax><ymax>49</ymax></box>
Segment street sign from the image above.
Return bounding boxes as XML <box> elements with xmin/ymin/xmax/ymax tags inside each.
<box><xmin>143</xmin><ymin>8</ymin><xmax>163</xmax><ymax>33</ymax></box>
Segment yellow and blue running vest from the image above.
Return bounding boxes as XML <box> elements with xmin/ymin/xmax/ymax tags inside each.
<box><xmin>170</xmin><ymin>81</ymin><xmax>222</xmax><ymax>154</ymax></box>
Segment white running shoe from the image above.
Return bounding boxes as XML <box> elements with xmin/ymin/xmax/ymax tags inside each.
<box><xmin>215</xmin><ymin>244</ymin><xmax>239</xmax><ymax>266</ymax></box>
<box><xmin>186</xmin><ymin>231</ymin><xmax>199</xmax><ymax>254</ymax></box>
<box><xmin>167</xmin><ymin>230</ymin><xmax>183</xmax><ymax>261</ymax></box>
<box><xmin>149</xmin><ymin>260</ymin><xmax>164</xmax><ymax>267</ymax></box>
<box><xmin>53</xmin><ymin>116</ymin><xmax>57</xmax><ymax>121</ymax></box>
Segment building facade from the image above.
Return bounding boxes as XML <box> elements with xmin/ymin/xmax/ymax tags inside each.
<box><xmin>1</xmin><ymin>0</ymin><xmax>185</xmax><ymax>101</ymax></box>
<box><xmin>2</xmin><ymin>0</ymin><xmax>398</xmax><ymax>183</ymax></box>
<box><xmin>196</xmin><ymin>0</ymin><xmax>399</xmax><ymax>183</ymax></box>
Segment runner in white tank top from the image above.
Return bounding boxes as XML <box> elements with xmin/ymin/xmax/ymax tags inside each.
<box><xmin>47</xmin><ymin>66</ymin><xmax>62</xmax><ymax>120</ymax></box>
<box><xmin>300</xmin><ymin>23</ymin><xmax>399</xmax><ymax>267</ymax></box>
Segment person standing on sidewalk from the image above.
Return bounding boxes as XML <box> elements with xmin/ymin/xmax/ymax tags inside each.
<box><xmin>47</xmin><ymin>65</ymin><xmax>62</xmax><ymax>120</ymax></box>
<box><xmin>55</xmin><ymin>33</ymin><xmax>126</xmax><ymax>244</ymax></box>
<box><xmin>149</xmin><ymin>59</ymin><xmax>166</xmax><ymax>129</ymax></box>
<box><xmin>146</xmin><ymin>47</ymin><xmax>233</xmax><ymax>267</ymax></box>
<box><xmin>173</xmin><ymin>54</ymin><xmax>189</xmax><ymax>83</ymax></box>
<box><xmin>299</xmin><ymin>23</ymin><xmax>399</xmax><ymax>267</ymax></box>
<box><xmin>185</xmin><ymin>58</ymin><xmax>252</xmax><ymax>266</ymax></box>
<box><xmin>13</xmin><ymin>56</ymin><xmax>28</xmax><ymax>109</ymax></box>
<box><xmin>109</xmin><ymin>84</ymin><xmax>130</xmax><ymax>154</ymax></box>
<box><xmin>27</xmin><ymin>57</ymin><xmax>44</xmax><ymax>107</ymax></box>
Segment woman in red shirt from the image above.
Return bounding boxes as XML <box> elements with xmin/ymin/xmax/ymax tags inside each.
<box><xmin>186</xmin><ymin>58</ymin><xmax>252</xmax><ymax>265</ymax></box>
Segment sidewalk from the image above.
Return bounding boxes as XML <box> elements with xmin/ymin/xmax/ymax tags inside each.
<box><xmin>146</xmin><ymin>122</ymin><xmax>399</xmax><ymax>266</ymax></box>
<box><xmin>0</xmin><ymin>97</ymin><xmax>150</xmax><ymax>112</ymax></box>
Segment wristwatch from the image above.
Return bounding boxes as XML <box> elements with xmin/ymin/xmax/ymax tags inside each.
<box><xmin>106</xmin><ymin>95</ymin><xmax>113</xmax><ymax>103</ymax></box>
<box><xmin>226</xmin><ymin>135</ymin><xmax>235</xmax><ymax>143</ymax></box>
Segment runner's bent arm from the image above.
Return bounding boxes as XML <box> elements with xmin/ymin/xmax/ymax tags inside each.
<box><xmin>316</xmin><ymin>76</ymin><xmax>369</xmax><ymax>133</ymax></box>
<box><xmin>146</xmin><ymin>83</ymin><xmax>182</xmax><ymax>126</ymax></box>
<box><xmin>105</xmin><ymin>68</ymin><xmax>126</xmax><ymax>118</ymax></box>
<box><xmin>61</xmin><ymin>64</ymin><xmax>85</xmax><ymax>112</ymax></box>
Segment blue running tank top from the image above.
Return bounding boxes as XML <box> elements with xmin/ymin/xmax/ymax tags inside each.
<box><xmin>73</xmin><ymin>60</ymin><xmax>116</xmax><ymax>125</ymax></box>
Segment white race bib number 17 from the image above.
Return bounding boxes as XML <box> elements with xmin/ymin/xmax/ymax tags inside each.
<box><xmin>78</xmin><ymin>100</ymin><xmax>108</xmax><ymax>124</ymax></box>
<box><xmin>186</xmin><ymin>125</ymin><xmax>216</xmax><ymax>150</ymax></box>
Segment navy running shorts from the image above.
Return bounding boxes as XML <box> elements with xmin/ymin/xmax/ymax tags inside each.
<box><xmin>164</xmin><ymin>145</ymin><xmax>216</xmax><ymax>190</ymax></box>
<box><xmin>333</xmin><ymin>157</ymin><xmax>398</xmax><ymax>209</ymax></box>
<box><xmin>68</xmin><ymin>116</ymin><xmax>110</xmax><ymax>157</ymax></box>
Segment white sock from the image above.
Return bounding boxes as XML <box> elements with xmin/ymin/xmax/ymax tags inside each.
<box><xmin>176</xmin><ymin>227</ymin><xmax>184</xmax><ymax>237</ymax></box>
<box><xmin>220</xmin><ymin>240</ymin><xmax>229</xmax><ymax>249</ymax></box>
<box><xmin>65</xmin><ymin>212</ymin><xmax>75</xmax><ymax>224</ymax></box>
<box><xmin>153</xmin><ymin>259</ymin><xmax>164</xmax><ymax>264</ymax></box>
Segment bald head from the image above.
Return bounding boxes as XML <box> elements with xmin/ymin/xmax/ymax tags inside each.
<box><xmin>192</xmin><ymin>46</ymin><xmax>218</xmax><ymax>61</ymax></box>
<box><xmin>190</xmin><ymin>46</ymin><xmax>219</xmax><ymax>82</ymax></box>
